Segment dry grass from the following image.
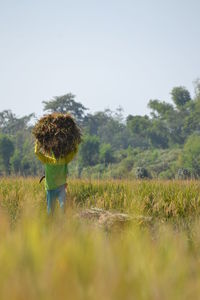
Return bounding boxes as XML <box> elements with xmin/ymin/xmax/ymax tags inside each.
<box><xmin>0</xmin><ymin>178</ymin><xmax>200</xmax><ymax>299</ymax></box>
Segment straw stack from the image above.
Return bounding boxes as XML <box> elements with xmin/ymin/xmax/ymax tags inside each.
<box><xmin>33</xmin><ymin>113</ymin><xmax>82</xmax><ymax>158</ymax></box>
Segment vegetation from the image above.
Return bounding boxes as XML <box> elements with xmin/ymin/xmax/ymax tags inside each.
<box><xmin>0</xmin><ymin>79</ymin><xmax>200</xmax><ymax>179</ymax></box>
<box><xmin>0</xmin><ymin>178</ymin><xmax>200</xmax><ymax>299</ymax></box>
<box><xmin>0</xmin><ymin>135</ymin><xmax>14</xmax><ymax>175</ymax></box>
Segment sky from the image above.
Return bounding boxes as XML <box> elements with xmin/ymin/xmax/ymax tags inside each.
<box><xmin>0</xmin><ymin>0</ymin><xmax>200</xmax><ymax>118</ymax></box>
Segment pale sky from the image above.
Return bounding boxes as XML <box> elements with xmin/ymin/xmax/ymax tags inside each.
<box><xmin>0</xmin><ymin>0</ymin><xmax>200</xmax><ymax>118</ymax></box>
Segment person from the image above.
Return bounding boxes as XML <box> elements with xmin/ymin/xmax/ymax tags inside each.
<box><xmin>34</xmin><ymin>141</ymin><xmax>78</xmax><ymax>215</ymax></box>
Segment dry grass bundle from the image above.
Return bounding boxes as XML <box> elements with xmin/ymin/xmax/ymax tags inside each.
<box><xmin>33</xmin><ymin>113</ymin><xmax>82</xmax><ymax>158</ymax></box>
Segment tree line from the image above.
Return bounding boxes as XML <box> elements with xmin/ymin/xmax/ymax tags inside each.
<box><xmin>0</xmin><ymin>80</ymin><xmax>200</xmax><ymax>179</ymax></box>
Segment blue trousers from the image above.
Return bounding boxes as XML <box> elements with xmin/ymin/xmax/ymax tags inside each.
<box><xmin>46</xmin><ymin>184</ymin><xmax>66</xmax><ymax>215</ymax></box>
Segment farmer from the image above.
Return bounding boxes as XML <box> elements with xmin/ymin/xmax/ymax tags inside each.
<box><xmin>35</xmin><ymin>140</ymin><xmax>78</xmax><ymax>215</ymax></box>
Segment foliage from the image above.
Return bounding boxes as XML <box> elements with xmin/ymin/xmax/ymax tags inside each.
<box><xmin>78</xmin><ymin>135</ymin><xmax>100</xmax><ymax>167</ymax></box>
<box><xmin>0</xmin><ymin>135</ymin><xmax>14</xmax><ymax>175</ymax></box>
<box><xmin>43</xmin><ymin>93</ymin><xmax>88</xmax><ymax>123</ymax></box>
<box><xmin>180</xmin><ymin>134</ymin><xmax>200</xmax><ymax>177</ymax></box>
<box><xmin>99</xmin><ymin>143</ymin><xmax>115</xmax><ymax>165</ymax></box>
<box><xmin>135</xmin><ymin>167</ymin><xmax>150</xmax><ymax>179</ymax></box>
<box><xmin>0</xmin><ymin>110</ymin><xmax>34</xmax><ymax>135</ymax></box>
<box><xmin>148</xmin><ymin>99</ymin><xmax>174</xmax><ymax>118</ymax></box>
<box><xmin>0</xmin><ymin>80</ymin><xmax>200</xmax><ymax>178</ymax></box>
<box><xmin>177</xmin><ymin>168</ymin><xmax>191</xmax><ymax>180</ymax></box>
<box><xmin>171</xmin><ymin>86</ymin><xmax>191</xmax><ymax>108</ymax></box>
<box><xmin>10</xmin><ymin>150</ymin><xmax>22</xmax><ymax>174</ymax></box>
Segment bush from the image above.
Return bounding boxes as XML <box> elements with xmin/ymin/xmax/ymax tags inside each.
<box><xmin>135</xmin><ymin>167</ymin><xmax>150</xmax><ymax>179</ymax></box>
<box><xmin>177</xmin><ymin>168</ymin><xmax>191</xmax><ymax>180</ymax></box>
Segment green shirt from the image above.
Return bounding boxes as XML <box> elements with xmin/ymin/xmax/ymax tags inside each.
<box><xmin>44</xmin><ymin>163</ymin><xmax>68</xmax><ymax>190</ymax></box>
<box><xmin>34</xmin><ymin>142</ymin><xmax>78</xmax><ymax>190</ymax></box>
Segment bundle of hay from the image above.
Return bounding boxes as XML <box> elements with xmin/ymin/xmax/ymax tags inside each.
<box><xmin>33</xmin><ymin>113</ymin><xmax>82</xmax><ymax>159</ymax></box>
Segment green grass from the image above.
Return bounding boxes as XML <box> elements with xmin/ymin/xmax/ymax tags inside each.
<box><xmin>0</xmin><ymin>178</ymin><xmax>200</xmax><ymax>299</ymax></box>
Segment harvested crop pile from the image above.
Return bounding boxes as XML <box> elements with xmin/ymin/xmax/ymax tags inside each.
<box><xmin>33</xmin><ymin>113</ymin><xmax>82</xmax><ymax>158</ymax></box>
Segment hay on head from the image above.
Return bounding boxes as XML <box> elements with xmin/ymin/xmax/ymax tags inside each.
<box><xmin>33</xmin><ymin>113</ymin><xmax>82</xmax><ymax>159</ymax></box>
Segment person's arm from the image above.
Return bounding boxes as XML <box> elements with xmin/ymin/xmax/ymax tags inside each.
<box><xmin>35</xmin><ymin>141</ymin><xmax>78</xmax><ymax>164</ymax></box>
<box><xmin>34</xmin><ymin>141</ymin><xmax>57</xmax><ymax>164</ymax></box>
<box><xmin>54</xmin><ymin>144</ymin><xmax>78</xmax><ymax>164</ymax></box>
<box><xmin>63</xmin><ymin>145</ymin><xmax>78</xmax><ymax>164</ymax></box>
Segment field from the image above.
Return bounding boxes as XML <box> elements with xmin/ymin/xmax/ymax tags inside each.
<box><xmin>1</xmin><ymin>178</ymin><xmax>200</xmax><ymax>299</ymax></box>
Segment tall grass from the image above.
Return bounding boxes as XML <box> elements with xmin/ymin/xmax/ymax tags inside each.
<box><xmin>0</xmin><ymin>178</ymin><xmax>200</xmax><ymax>299</ymax></box>
<box><xmin>1</xmin><ymin>178</ymin><xmax>200</xmax><ymax>223</ymax></box>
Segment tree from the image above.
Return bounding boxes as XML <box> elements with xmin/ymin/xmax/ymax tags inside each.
<box><xmin>193</xmin><ymin>78</ymin><xmax>200</xmax><ymax>100</ymax></box>
<box><xmin>99</xmin><ymin>143</ymin><xmax>115</xmax><ymax>165</ymax></box>
<box><xmin>83</xmin><ymin>112</ymin><xmax>110</xmax><ymax>136</ymax></box>
<box><xmin>0</xmin><ymin>110</ymin><xmax>34</xmax><ymax>135</ymax></box>
<box><xmin>10</xmin><ymin>150</ymin><xmax>22</xmax><ymax>174</ymax></box>
<box><xmin>126</xmin><ymin>115</ymin><xmax>152</xmax><ymax>148</ymax></box>
<box><xmin>180</xmin><ymin>134</ymin><xmax>200</xmax><ymax>177</ymax></box>
<box><xmin>147</xmin><ymin>120</ymin><xmax>169</xmax><ymax>148</ymax></box>
<box><xmin>0</xmin><ymin>135</ymin><xmax>14</xmax><ymax>175</ymax></box>
<box><xmin>171</xmin><ymin>87</ymin><xmax>191</xmax><ymax>108</ymax></box>
<box><xmin>79</xmin><ymin>135</ymin><xmax>100</xmax><ymax>167</ymax></box>
<box><xmin>148</xmin><ymin>100</ymin><xmax>174</xmax><ymax>119</ymax></box>
<box><xmin>84</xmin><ymin>109</ymin><xmax>128</xmax><ymax>150</ymax></box>
<box><xmin>127</xmin><ymin>115</ymin><xmax>151</xmax><ymax>135</ymax></box>
<box><xmin>43</xmin><ymin>93</ymin><xmax>88</xmax><ymax>123</ymax></box>
<box><xmin>148</xmin><ymin>98</ymin><xmax>188</xmax><ymax>145</ymax></box>
<box><xmin>183</xmin><ymin>98</ymin><xmax>200</xmax><ymax>136</ymax></box>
